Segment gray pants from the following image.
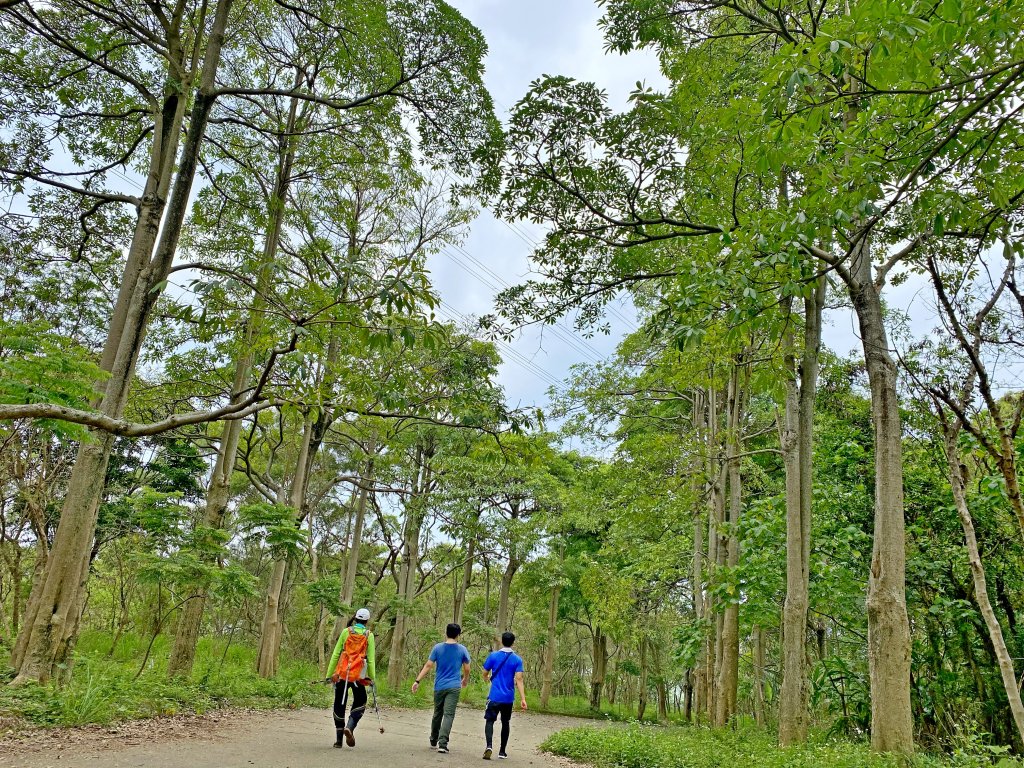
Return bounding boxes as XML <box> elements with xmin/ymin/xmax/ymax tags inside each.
<box><xmin>431</xmin><ymin>687</ymin><xmax>461</xmax><ymax>748</ymax></box>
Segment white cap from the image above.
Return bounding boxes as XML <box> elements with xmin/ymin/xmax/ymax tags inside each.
<box><xmin>355</xmin><ymin>608</ymin><xmax>370</xmax><ymax>621</ymax></box>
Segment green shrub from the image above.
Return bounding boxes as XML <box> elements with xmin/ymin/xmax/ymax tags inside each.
<box><xmin>0</xmin><ymin>631</ymin><xmax>331</xmax><ymax>728</ymax></box>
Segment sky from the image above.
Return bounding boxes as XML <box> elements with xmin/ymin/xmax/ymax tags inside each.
<box><xmin>429</xmin><ymin>0</ymin><xmax>667</xmax><ymax>412</ymax></box>
<box><xmin>431</xmin><ymin>0</ymin><xmax>929</xmax><ymax>414</ymax></box>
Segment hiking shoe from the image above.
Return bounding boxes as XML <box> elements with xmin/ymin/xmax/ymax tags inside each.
<box><xmin>483</xmin><ymin>747</ymin><xmax>493</xmax><ymax>760</ymax></box>
<box><xmin>343</xmin><ymin>727</ymin><xmax>355</xmax><ymax>747</ymax></box>
<box><xmin>437</xmin><ymin>746</ymin><xmax>450</xmax><ymax>754</ymax></box>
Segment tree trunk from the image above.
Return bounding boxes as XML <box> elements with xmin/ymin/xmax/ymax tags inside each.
<box><xmin>255</xmin><ymin>557</ymin><xmax>288</xmax><ymax>678</ymax></box>
<box><xmin>637</xmin><ymin>635</ymin><xmax>649</xmax><ymax>721</ymax></box>
<box><xmin>692</xmin><ymin>505</ymin><xmax>706</xmax><ymax>718</ymax></box>
<box><xmin>256</xmin><ymin>414</ymin><xmax>315</xmax><ymax>678</ymax></box>
<box><xmin>651</xmin><ymin>636</ymin><xmax>669</xmax><ymax>720</ymax></box>
<box><xmin>11</xmin><ymin>437</ymin><xmax>112</xmax><ymax>683</ymax></box>
<box><xmin>386</xmin><ymin>547</ymin><xmax>415</xmax><ymax>688</ymax></box>
<box><xmin>11</xmin><ymin>517</ymin><xmax>47</xmax><ymax>671</ymax></box>
<box><xmin>691</xmin><ymin>389</ymin><xmax>707</xmax><ymax>721</ymax></box>
<box><xmin>753</xmin><ymin>625</ymin><xmax>766</xmax><ymax>726</ymax></box>
<box><xmin>453</xmin><ymin>537</ymin><xmax>475</xmax><ymax>625</ymax></box>
<box><xmin>942</xmin><ymin>425</ymin><xmax>1024</xmax><ymax>746</ymax></box>
<box><xmin>705</xmin><ymin>386</ymin><xmax>724</xmax><ymax>722</ymax></box>
<box><xmin>454</xmin><ymin>506</ymin><xmax>483</xmax><ymax>626</ymax></box>
<box><xmin>848</xmin><ymin>242</ymin><xmax>914</xmax><ymax>754</ymax></box>
<box><xmin>342</xmin><ymin>441</ymin><xmax>377</xmax><ymax>610</ymax></box>
<box><xmin>779</xmin><ymin>360</ymin><xmax>805</xmax><ymax>736</ymax></box>
<box><xmin>167</xmin><ymin>81</ymin><xmax>303</xmax><ymax>679</ymax></box>
<box><xmin>494</xmin><ymin>556</ymin><xmax>519</xmax><ymax>648</ymax></box>
<box><xmin>779</xmin><ymin>280</ymin><xmax>824</xmax><ymax>743</ymax></box>
<box><xmin>590</xmin><ymin>627</ymin><xmax>607</xmax><ymax>710</ymax></box>
<box><xmin>715</xmin><ymin>365</ymin><xmax>744</xmax><ymax>727</ymax></box>
<box><xmin>9</xmin><ymin>543</ymin><xmax>22</xmax><ymax>639</ymax></box>
<box><xmin>167</xmin><ymin>406</ymin><xmax>245</xmax><ymax>677</ymax></box>
<box><xmin>540</xmin><ymin>581</ymin><xmax>561</xmax><ymax>709</ymax></box>
<box><xmin>683</xmin><ymin>668</ymin><xmax>694</xmax><ymax>722</ymax></box>
<box><xmin>387</xmin><ymin>449</ymin><xmax>433</xmax><ymax>688</ymax></box>
<box><xmin>11</xmin><ymin>0</ymin><xmax>234</xmax><ymax>686</ymax></box>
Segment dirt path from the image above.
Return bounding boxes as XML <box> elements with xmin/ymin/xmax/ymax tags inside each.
<box><xmin>0</xmin><ymin>706</ymin><xmax>589</xmax><ymax>768</ymax></box>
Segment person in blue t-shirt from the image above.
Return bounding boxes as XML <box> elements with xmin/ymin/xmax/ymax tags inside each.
<box><xmin>411</xmin><ymin>622</ymin><xmax>471</xmax><ymax>754</ymax></box>
<box><xmin>481</xmin><ymin>631</ymin><xmax>527</xmax><ymax>760</ymax></box>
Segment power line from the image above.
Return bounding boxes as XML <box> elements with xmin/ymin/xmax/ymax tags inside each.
<box><xmin>438</xmin><ymin>245</ymin><xmax>607</xmax><ymax>366</ymax></box>
<box><xmin>447</xmin><ymin>242</ymin><xmax>608</xmax><ymax>363</ymax></box>
<box><xmin>487</xmin><ymin>94</ymin><xmax>642</xmax><ymax>335</ymax></box>
<box><xmin>494</xmin><ymin>219</ymin><xmax>641</xmax><ymax>333</ymax></box>
<box><xmin>434</xmin><ymin>299</ymin><xmax>563</xmax><ymax>390</ymax></box>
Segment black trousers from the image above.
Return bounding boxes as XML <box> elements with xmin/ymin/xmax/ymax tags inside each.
<box><xmin>333</xmin><ymin>681</ymin><xmax>367</xmax><ymax>734</ymax></box>
<box><xmin>484</xmin><ymin>701</ymin><xmax>514</xmax><ymax>753</ymax></box>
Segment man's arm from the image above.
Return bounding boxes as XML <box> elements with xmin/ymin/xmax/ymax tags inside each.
<box><xmin>461</xmin><ymin>662</ymin><xmax>471</xmax><ymax>688</ymax></box>
<box><xmin>515</xmin><ymin>670</ymin><xmax>527</xmax><ymax>710</ymax></box>
<box><xmin>411</xmin><ymin>660</ymin><xmax>434</xmax><ymax>692</ymax></box>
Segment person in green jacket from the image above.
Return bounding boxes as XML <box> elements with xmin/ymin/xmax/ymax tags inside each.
<box><xmin>329</xmin><ymin>608</ymin><xmax>376</xmax><ymax>748</ymax></box>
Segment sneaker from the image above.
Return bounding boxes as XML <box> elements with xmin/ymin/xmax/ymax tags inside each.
<box><xmin>333</xmin><ymin>741</ymin><xmax>344</xmax><ymax>748</ymax></box>
<box><xmin>437</xmin><ymin>746</ymin><xmax>450</xmax><ymax>754</ymax></box>
<box><xmin>430</xmin><ymin>742</ymin><xmax>437</xmax><ymax>751</ymax></box>
<box><xmin>498</xmin><ymin>753</ymin><xmax>508</xmax><ymax>759</ymax></box>
<box><xmin>483</xmin><ymin>747</ymin><xmax>493</xmax><ymax>760</ymax></box>
<box><xmin>343</xmin><ymin>727</ymin><xmax>355</xmax><ymax>747</ymax></box>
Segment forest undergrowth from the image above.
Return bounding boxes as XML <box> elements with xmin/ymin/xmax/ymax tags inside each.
<box><xmin>0</xmin><ymin>631</ymin><xmax>325</xmax><ymax>728</ymax></box>
<box><xmin>0</xmin><ymin>630</ymin><xmax>637</xmax><ymax>731</ymax></box>
<box><xmin>542</xmin><ymin>724</ymin><xmax>1023</xmax><ymax>768</ymax></box>
<box><xmin>2</xmin><ymin>628</ymin><xmax>1018</xmax><ymax>768</ymax></box>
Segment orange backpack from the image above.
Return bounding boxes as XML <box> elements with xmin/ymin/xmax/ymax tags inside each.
<box><xmin>335</xmin><ymin>627</ymin><xmax>370</xmax><ymax>682</ymax></box>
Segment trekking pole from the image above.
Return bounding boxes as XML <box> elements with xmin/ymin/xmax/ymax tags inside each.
<box><xmin>371</xmin><ymin>683</ymin><xmax>385</xmax><ymax>734</ymax></box>
<box><xmin>334</xmin><ymin>679</ymin><xmax>351</xmax><ymax>727</ymax></box>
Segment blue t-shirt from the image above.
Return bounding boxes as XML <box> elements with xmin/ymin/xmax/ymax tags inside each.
<box><xmin>483</xmin><ymin>649</ymin><xmax>523</xmax><ymax>704</ymax></box>
<box><xmin>429</xmin><ymin>642</ymin><xmax>471</xmax><ymax>691</ymax></box>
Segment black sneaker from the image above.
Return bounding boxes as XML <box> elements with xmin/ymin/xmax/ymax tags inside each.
<box><xmin>498</xmin><ymin>753</ymin><xmax>508</xmax><ymax>759</ymax></box>
<box><xmin>483</xmin><ymin>747</ymin><xmax>493</xmax><ymax>760</ymax></box>
<box><xmin>437</xmin><ymin>746</ymin><xmax>450</xmax><ymax>754</ymax></box>
<box><xmin>334</xmin><ymin>741</ymin><xmax>344</xmax><ymax>748</ymax></box>
<box><xmin>430</xmin><ymin>742</ymin><xmax>437</xmax><ymax>751</ymax></box>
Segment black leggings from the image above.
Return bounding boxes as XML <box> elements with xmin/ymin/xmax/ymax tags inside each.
<box><xmin>484</xmin><ymin>702</ymin><xmax>513</xmax><ymax>753</ymax></box>
<box><xmin>333</xmin><ymin>681</ymin><xmax>367</xmax><ymax>734</ymax></box>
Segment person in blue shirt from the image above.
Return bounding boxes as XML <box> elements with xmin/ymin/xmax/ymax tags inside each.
<box><xmin>481</xmin><ymin>631</ymin><xmax>527</xmax><ymax>760</ymax></box>
<box><xmin>411</xmin><ymin>622</ymin><xmax>471</xmax><ymax>754</ymax></box>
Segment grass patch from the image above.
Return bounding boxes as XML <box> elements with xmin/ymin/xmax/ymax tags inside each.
<box><xmin>388</xmin><ymin>681</ymin><xmax>643</xmax><ymax>723</ymax></box>
<box><xmin>541</xmin><ymin>723</ymin><xmax>1023</xmax><ymax>768</ymax></box>
<box><xmin>534</xmin><ymin>695</ymin><xmax>663</xmax><ymax>723</ymax></box>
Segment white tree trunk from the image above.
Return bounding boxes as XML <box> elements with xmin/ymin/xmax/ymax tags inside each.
<box><xmin>11</xmin><ymin>0</ymin><xmax>235</xmax><ymax>685</ymax></box>
<box><xmin>848</xmin><ymin>238</ymin><xmax>914</xmax><ymax>754</ymax></box>
<box><xmin>779</xmin><ymin>281</ymin><xmax>824</xmax><ymax>744</ymax></box>
<box><xmin>942</xmin><ymin>426</ymin><xmax>1024</xmax><ymax>745</ymax></box>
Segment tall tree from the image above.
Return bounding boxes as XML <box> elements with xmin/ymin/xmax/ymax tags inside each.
<box><xmin>0</xmin><ymin>0</ymin><xmax>500</xmax><ymax>684</ymax></box>
<box><xmin>493</xmin><ymin>0</ymin><xmax>1024</xmax><ymax>750</ymax></box>
<box><xmin>778</xmin><ymin>278</ymin><xmax>825</xmax><ymax>743</ymax></box>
